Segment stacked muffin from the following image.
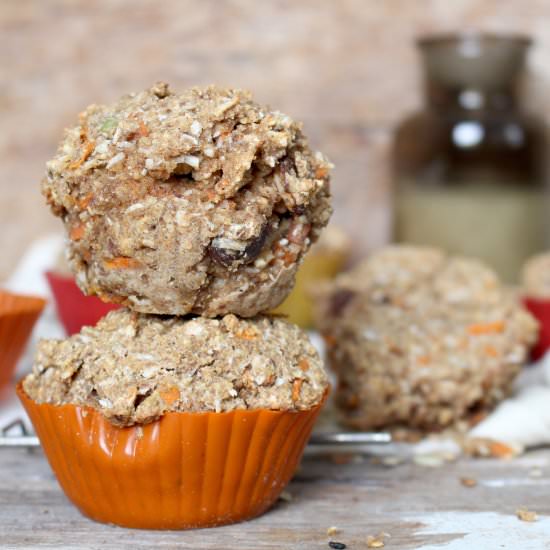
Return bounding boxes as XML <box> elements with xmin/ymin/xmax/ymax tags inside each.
<box><xmin>20</xmin><ymin>84</ymin><xmax>332</xmax><ymax>529</ymax></box>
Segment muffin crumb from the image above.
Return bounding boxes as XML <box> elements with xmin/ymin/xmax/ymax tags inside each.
<box><xmin>516</xmin><ymin>507</ymin><xmax>538</xmax><ymax>522</ymax></box>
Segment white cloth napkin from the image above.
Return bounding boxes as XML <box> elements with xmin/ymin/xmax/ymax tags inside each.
<box><xmin>470</xmin><ymin>355</ymin><xmax>550</xmax><ymax>451</ymax></box>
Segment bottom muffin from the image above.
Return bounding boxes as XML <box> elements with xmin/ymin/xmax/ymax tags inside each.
<box><xmin>21</xmin><ymin>309</ymin><xmax>328</xmax><ymax>529</ymax></box>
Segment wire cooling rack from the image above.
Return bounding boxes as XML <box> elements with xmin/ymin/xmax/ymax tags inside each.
<box><xmin>0</xmin><ymin>417</ymin><xmax>391</xmax><ymax>450</ymax></box>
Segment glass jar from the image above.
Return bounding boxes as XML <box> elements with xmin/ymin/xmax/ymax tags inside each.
<box><xmin>392</xmin><ymin>33</ymin><xmax>548</xmax><ymax>282</ymax></box>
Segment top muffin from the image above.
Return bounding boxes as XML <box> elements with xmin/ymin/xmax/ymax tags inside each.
<box><xmin>43</xmin><ymin>83</ymin><xmax>332</xmax><ymax>316</ymax></box>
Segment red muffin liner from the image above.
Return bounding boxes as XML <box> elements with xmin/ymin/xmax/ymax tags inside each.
<box><xmin>0</xmin><ymin>291</ymin><xmax>46</xmax><ymax>396</ymax></box>
<box><xmin>523</xmin><ymin>297</ymin><xmax>550</xmax><ymax>361</ymax></box>
<box><xmin>19</xmin><ymin>383</ymin><xmax>327</xmax><ymax>529</ymax></box>
<box><xmin>45</xmin><ymin>271</ymin><xmax>120</xmax><ymax>335</ymax></box>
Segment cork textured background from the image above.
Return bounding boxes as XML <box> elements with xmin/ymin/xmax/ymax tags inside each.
<box><xmin>2</xmin><ymin>0</ymin><xmax>550</xmax><ymax>280</ymax></box>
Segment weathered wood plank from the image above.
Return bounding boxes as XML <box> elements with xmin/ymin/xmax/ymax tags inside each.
<box><xmin>1</xmin><ymin>447</ymin><xmax>549</xmax><ymax>549</ymax></box>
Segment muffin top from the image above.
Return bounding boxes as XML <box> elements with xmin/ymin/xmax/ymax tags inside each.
<box><xmin>23</xmin><ymin>309</ymin><xmax>328</xmax><ymax>427</ymax></box>
<box><xmin>315</xmin><ymin>245</ymin><xmax>538</xmax><ymax>431</ymax></box>
<box><xmin>317</xmin><ymin>246</ymin><xmax>537</xmax><ymax>370</ymax></box>
<box><xmin>522</xmin><ymin>252</ymin><xmax>550</xmax><ymax>299</ymax></box>
<box><xmin>316</xmin><ymin>245</ymin><xmax>536</xmax><ymax>336</ymax></box>
<box><xmin>318</xmin><ymin>245</ymin><xmax>513</xmax><ymax>316</ymax></box>
<box><xmin>42</xmin><ymin>83</ymin><xmax>332</xmax><ymax>317</ymax></box>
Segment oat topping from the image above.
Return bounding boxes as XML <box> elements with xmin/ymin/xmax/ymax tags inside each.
<box><xmin>314</xmin><ymin>245</ymin><xmax>538</xmax><ymax>433</ymax></box>
<box><xmin>23</xmin><ymin>309</ymin><xmax>329</xmax><ymax>426</ymax></box>
<box><xmin>42</xmin><ymin>83</ymin><xmax>332</xmax><ymax>317</ymax></box>
<box><xmin>522</xmin><ymin>252</ymin><xmax>550</xmax><ymax>299</ymax></box>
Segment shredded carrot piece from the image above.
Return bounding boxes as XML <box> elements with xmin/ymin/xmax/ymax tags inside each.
<box><xmin>68</xmin><ymin>140</ymin><xmax>95</xmax><ymax>170</ymax></box>
<box><xmin>138</xmin><ymin>120</ymin><xmax>149</xmax><ymax>137</ymax></box>
<box><xmin>77</xmin><ymin>193</ymin><xmax>93</xmax><ymax>210</ymax></box>
<box><xmin>467</xmin><ymin>321</ymin><xmax>505</xmax><ymax>336</ymax></box>
<box><xmin>95</xmin><ymin>290</ymin><xmax>123</xmax><ymax>304</ymax></box>
<box><xmin>417</xmin><ymin>355</ymin><xmax>431</xmax><ymax>365</ymax></box>
<box><xmin>314</xmin><ymin>166</ymin><xmax>329</xmax><ymax>179</ymax></box>
<box><xmin>292</xmin><ymin>379</ymin><xmax>303</xmax><ymax>402</ymax></box>
<box><xmin>236</xmin><ymin>327</ymin><xmax>258</xmax><ymax>340</ymax></box>
<box><xmin>103</xmin><ymin>256</ymin><xmax>141</xmax><ymax>270</ymax></box>
<box><xmin>205</xmin><ymin>189</ymin><xmax>219</xmax><ymax>202</ymax></box>
<box><xmin>282</xmin><ymin>251</ymin><xmax>296</xmax><ymax>266</ymax></box>
<box><xmin>298</xmin><ymin>358</ymin><xmax>310</xmax><ymax>372</ymax></box>
<box><xmin>484</xmin><ymin>345</ymin><xmax>499</xmax><ymax>358</ymax></box>
<box><xmin>488</xmin><ymin>440</ymin><xmax>515</xmax><ymax>459</ymax></box>
<box><xmin>69</xmin><ymin>222</ymin><xmax>86</xmax><ymax>241</ymax></box>
<box><xmin>159</xmin><ymin>387</ymin><xmax>180</xmax><ymax>406</ymax></box>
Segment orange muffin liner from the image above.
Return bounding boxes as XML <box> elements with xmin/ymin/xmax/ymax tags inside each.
<box><xmin>18</xmin><ymin>383</ymin><xmax>326</xmax><ymax>529</ymax></box>
<box><xmin>0</xmin><ymin>291</ymin><xmax>46</xmax><ymax>395</ymax></box>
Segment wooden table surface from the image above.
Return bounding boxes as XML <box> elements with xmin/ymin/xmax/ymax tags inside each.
<box><xmin>1</xmin><ymin>445</ymin><xmax>549</xmax><ymax>549</ymax></box>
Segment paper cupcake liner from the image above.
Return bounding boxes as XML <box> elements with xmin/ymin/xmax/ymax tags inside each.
<box><xmin>0</xmin><ymin>291</ymin><xmax>45</xmax><ymax>395</ymax></box>
<box><xmin>45</xmin><ymin>271</ymin><xmax>120</xmax><ymax>335</ymax></box>
<box><xmin>523</xmin><ymin>297</ymin><xmax>550</xmax><ymax>361</ymax></box>
<box><xmin>18</xmin><ymin>383</ymin><xmax>326</xmax><ymax>529</ymax></box>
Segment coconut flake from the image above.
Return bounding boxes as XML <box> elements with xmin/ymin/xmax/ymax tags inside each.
<box><xmin>212</xmin><ymin>237</ymin><xmax>247</xmax><ymax>251</ymax></box>
<box><xmin>183</xmin><ymin>155</ymin><xmax>200</xmax><ymax>168</ymax></box>
<box><xmin>94</xmin><ymin>142</ymin><xmax>110</xmax><ymax>155</ymax></box>
<box><xmin>190</xmin><ymin>120</ymin><xmax>202</xmax><ymax>136</ymax></box>
<box><xmin>106</xmin><ymin>152</ymin><xmax>125</xmax><ymax>169</ymax></box>
<box><xmin>126</xmin><ymin>203</ymin><xmax>145</xmax><ymax>213</ymax></box>
<box><xmin>185</xmin><ymin>322</ymin><xmax>204</xmax><ymax>336</ymax></box>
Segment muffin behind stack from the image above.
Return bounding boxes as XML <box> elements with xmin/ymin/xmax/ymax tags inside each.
<box><xmin>20</xmin><ymin>83</ymin><xmax>332</xmax><ymax>529</ymax></box>
<box><xmin>314</xmin><ymin>245</ymin><xmax>538</xmax><ymax>439</ymax></box>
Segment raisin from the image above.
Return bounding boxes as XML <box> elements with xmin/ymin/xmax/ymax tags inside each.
<box><xmin>329</xmin><ymin>289</ymin><xmax>356</xmax><ymax>317</ymax></box>
<box><xmin>209</xmin><ymin>225</ymin><xmax>270</xmax><ymax>267</ymax></box>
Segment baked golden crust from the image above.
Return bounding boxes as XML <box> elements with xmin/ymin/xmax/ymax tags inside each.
<box><xmin>43</xmin><ymin>83</ymin><xmax>332</xmax><ymax>316</ymax></box>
